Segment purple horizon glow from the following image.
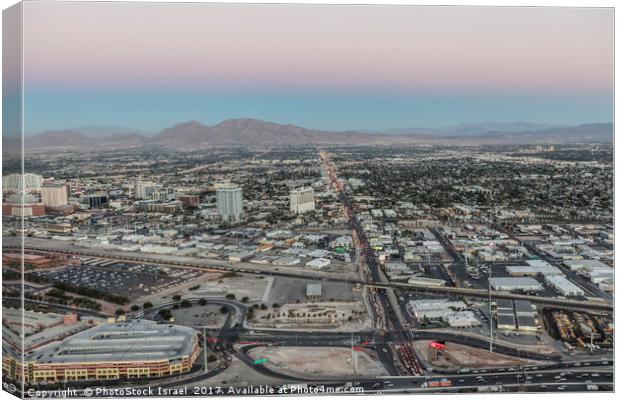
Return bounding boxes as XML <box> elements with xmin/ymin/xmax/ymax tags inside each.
<box><xmin>22</xmin><ymin>3</ymin><xmax>612</xmax><ymax>96</ymax></box>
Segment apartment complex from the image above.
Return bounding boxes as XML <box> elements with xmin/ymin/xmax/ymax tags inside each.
<box><xmin>216</xmin><ymin>183</ymin><xmax>243</xmax><ymax>222</ymax></box>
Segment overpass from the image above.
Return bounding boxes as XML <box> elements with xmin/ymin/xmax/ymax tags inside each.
<box><xmin>3</xmin><ymin>239</ymin><xmax>612</xmax><ymax>312</ymax></box>
<box><xmin>367</xmin><ymin>282</ymin><xmax>613</xmax><ymax>312</ymax></box>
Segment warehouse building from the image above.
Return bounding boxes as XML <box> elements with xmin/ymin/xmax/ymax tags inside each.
<box><xmin>513</xmin><ymin>300</ymin><xmax>536</xmax><ymax>317</ymax></box>
<box><xmin>495</xmin><ymin>299</ymin><xmax>514</xmax><ymax>313</ymax></box>
<box><xmin>489</xmin><ymin>277</ymin><xmax>543</xmax><ymax>292</ymax></box>
<box><xmin>516</xmin><ymin>315</ymin><xmax>538</xmax><ymax>332</ymax></box>
<box><xmin>407</xmin><ymin>276</ymin><xmax>447</xmax><ymax>287</ymax></box>
<box><xmin>306</xmin><ymin>283</ymin><xmax>322</xmax><ymax>300</ymax></box>
<box><xmin>305</xmin><ymin>257</ymin><xmax>331</xmax><ymax>269</ymax></box>
<box><xmin>505</xmin><ymin>261</ymin><xmax>562</xmax><ymax>277</ymax></box>
<box><xmin>496</xmin><ymin>314</ymin><xmax>516</xmax><ymax>331</ymax></box>
<box><xmin>544</xmin><ymin>275</ymin><xmax>585</xmax><ymax>297</ymax></box>
<box><xmin>5</xmin><ymin>320</ymin><xmax>199</xmax><ymax>384</ymax></box>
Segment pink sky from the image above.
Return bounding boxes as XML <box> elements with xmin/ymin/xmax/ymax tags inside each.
<box><xmin>21</xmin><ymin>2</ymin><xmax>613</xmax><ymax>94</ymax></box>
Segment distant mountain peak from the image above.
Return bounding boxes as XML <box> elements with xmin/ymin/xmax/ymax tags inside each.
<box><xmin>21</xmin><ymin>119</ymin><xmax>613</xmax><ymax>149</ymax></box>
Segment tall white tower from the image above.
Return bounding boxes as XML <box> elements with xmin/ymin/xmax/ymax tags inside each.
<box><xmin>290</xmin><ymin>187</ymin><xmax>315</xmax><ymax>214</ymax></box>
<box><xmin>216</xmin><ymin>183</ymin><xmax>243</xmax><ymax>223</ymax></box>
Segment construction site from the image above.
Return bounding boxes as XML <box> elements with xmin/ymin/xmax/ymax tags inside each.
<box><xmin>246</xmin><ymin>346</ymin><xmax>387</xmax><ymax>379</ymax></box>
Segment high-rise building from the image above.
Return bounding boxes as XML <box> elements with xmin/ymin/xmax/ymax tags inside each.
<box><xmin>2</xmin><ymin>173</ymin><xmax>43</xmax><ymax>192</ymax></box>
<box><xmin>134</xmin><ymin>180</ymin><xmax>158</xmax><ymax>199</ymax></box>
<box><xmin>152</xmin><ymin>187</ymin><xmax>176</xmax><ymax>202</ymax></box>
<box><xmin>41</xmin><ymin>184</ymin><xmax>69</xmax><ymax>207</ymax></box>
<box><xmin>290</xmin><ymin>187</ymin><xmax>315</xmax><ymax>214</ymax></box>
<box><xmin>216</xmin><ymin>183</ymin><xmax>243</xmax><ymax>223</ymax></box>
<box><xmin>80</xmin><ymin>194</ymin><xmax>109</xmax><ymax>209</ymax></box>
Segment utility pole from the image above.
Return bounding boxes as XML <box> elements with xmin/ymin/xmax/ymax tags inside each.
<box><xmin>351</xmin><ymin>332</ymin><xmax>357</xmax><ymax>386</ymax></box>
<box><xmin>488</xmin><ymin>267</ymin><xmax>493</xmax><ymax>353</ymax></box>
<box><xmin>203</xmin><ymin>326</ymin><xmax>208</xmax><ymax>372</ymax></box>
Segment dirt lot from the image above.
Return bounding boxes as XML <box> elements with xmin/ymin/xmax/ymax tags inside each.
<box><xmin>170</xmin><ymin>304</ymin><xmax>228</xmax><ymax>328</ymax></box>
<box><xmin>414</xmin><ymin>340</ymin><xmax>542</xmax><ymax>368</ymax></box>
<box><xmin>247</xmin><ymin>346</ymin><xmax>387</xmax><ymax>379</ymax></box>
<box><xmin>249</xmin><ymin>301</ymin><xmax>371</xmax><ymax>331</ymax></box>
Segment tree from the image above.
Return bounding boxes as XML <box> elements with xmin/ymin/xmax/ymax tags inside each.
<box><xmin>220</xmin><ymin>306</ymin><xmax>229</xmax><ymax>314</ymax></box>
<box><xmin>158</xmin><ymin>309</ymin><xmax>172</xmax><ymax>321</ymax></box>
<box><xmin>198</xmin><ymin>298</ymin><xmax>208</xmax><ymax>306</ymax></box>
<box><xmin>143</xmin><ymin>302</ymin><xmax>153</xmax><ymax>309</ymax></box>
<box><xmin>225</xmin><ymin>293</ymin><xmax>236</xmax><ymax>300</ymax></box>
<box><xmin>241</xmin><ymin>296</ymin><xmax>249</xmax><ymax>303</ymax></box>
<box><xmin>130</xmin><ymin>305</ymin><xmax>140</xmax><ymax>311</ymax></box>
<box><xmin>207</xmin><ymin>355</ymin><xmax>217</xmax><ymax>363</ymax></box>
<box><xmin>180</xmin><ymin>299</ymin><xmax>192</xmax><ymax>308</ymax></box>
<box><xmin>172</xmin><ymin>295</ymin><xmax>181</xmax><ymax>301</ymax></box>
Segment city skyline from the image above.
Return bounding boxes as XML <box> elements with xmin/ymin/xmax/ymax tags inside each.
<box><xmin>14</xmin><ymin>2</ymin><xmax>614</xmax><ymax>132</ymax></box>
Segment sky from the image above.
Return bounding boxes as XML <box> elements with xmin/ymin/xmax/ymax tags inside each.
<box><xmin>10</xmin><ymin>2</ymin><xmax>615</xmax><ymax>133</ymax></box>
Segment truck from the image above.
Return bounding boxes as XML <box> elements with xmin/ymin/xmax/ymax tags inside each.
<box><xmin>477</xmin><ymin>385</ymin><xmax>501</xmax><ymax>393</ymax></box>
<box><xmin>422</xmin><ymin>379</ymin><xmax>452</xmax><ymax>388</ymax></box>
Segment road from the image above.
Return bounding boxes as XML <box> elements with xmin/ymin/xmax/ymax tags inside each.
<box><xmin>319</xmin><ymin>150</ymin><xmax>423</xmax><ymax>377</ymax></box>
<box><xmin>4</xmin><ymin>238</ymin><xmax>612</xmax><ymax>312</ymax></box>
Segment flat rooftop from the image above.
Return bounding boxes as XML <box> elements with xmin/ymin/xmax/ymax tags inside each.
<box><xmin>28</xmin><ymin>319</ymin><xmax>197</xmax><ymax>364</ymax></box>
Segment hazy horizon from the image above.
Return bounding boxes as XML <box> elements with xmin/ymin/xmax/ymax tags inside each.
<box><xmin>6</xmin><ymin>3</ymin><xmax>614</xmax><ymax>134</ymax></box>
<box><xmin>24</xmin><ymin>119</ymin><xmax>614</xmax><ymax>137</ymax></box>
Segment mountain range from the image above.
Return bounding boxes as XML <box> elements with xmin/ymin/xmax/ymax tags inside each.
<box><xmin>10</xmin><ymin>119</ymin><xmax>614</xmax><ymax>149</ymax></box>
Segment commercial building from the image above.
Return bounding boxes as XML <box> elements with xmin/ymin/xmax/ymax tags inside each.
<box><xmin>505</xmin><ymin>260</ymin><xmax>562</xmax><ymax>277</ymax></box>
<box><xmin>516</xmin><ymin>315</ymin><xmax>538</xmax><ymax>332</ymax></box>
<box><xmin>544</xmin><ymin>275</ymin><xmax>585</xmax><ymax>297</ymax></box>
<box><xmin>497</xmin><ymin>314</ymin><xmax>517</xmax><ymax>331</ymax></box>
<box><xmin>152</xmin><ymin>187</ymin><xmax>176</xmax><ymax>202</ymax></box>
<box><xmin>290</xmin><ymin>187</ymin><xmax>315</xmax><ymax>214</ymax></box>
<box><xmin>178</xmin><ymin>194</ymin><xmax>200</xmax><ymax>208</ymax></box>
<box><xmin>41</xmin><ymin>184</ymin><xmax>69</xmax><ymax>207</ymax></box>
<box><xmin>134</xmin><ymin>180</ymin><xmax>158</xmax><ymax>199</ymax></box>
<box><xmin>228</xmin><ymin>251</ymin><xmax>254</xmax><ymax>263</ymax></box>
<box><xmin>135</xmin><ymin>201</ymin><xmax>182</xmax><ymax>214</ymax></box>
<box><xmin>305</xmin><ymin>257</ymin><xmax>331</xmax><ymax>269</ymax></box>
<box><xmin>2</xmin><ymin>194</ymin><xmax>45</xmax><ymax>217</ymax></box>
<box><xmin>2</xmin><ymin>253</ymin><xmax>61</xmax><ymax>268</ymax></box>
<box><xmin>306</xmin><ymin>283</ymin><xmax>322</xmax><ymax>300</ymax></box>
<box><xmin>2</xmin><ymin>173</ymin><xmax>43</xmax><ymax>192</ymax></box>
<box><xmin>489</xmin><ymin>277</ymin><xmax>543</xmax><ymax>292</ymax></box>
<box><xmin>216</xmin><ymin>183</ymin><xmax>243</xmax><ymax>223</ymax></box>
<box><xmin>80</xmin><ymin>194</ymin><xmax>109</xmax><ymax>209</ymax></box>
<box><xmin>563</xmin><ymin>259</ymin><xmax>613</xmax><ymax>285</ymax></box>
<box><xmin>4</xmin><ymin>319</ymin><xmax>199</xmax><ymax>384</ymax></box>
<box><xmin>407</xmin><ymin>276</ymin><xmax>447</xmax><ymax>287</ymax></box>
<box><xmin>445</xmin><ymin>311</ymin><xmax>481</xmax><ymax>328</ymax></box>
<box><xmin>408</xmin><ymin>299</ymin><xmax>476</xmax><ymax>328</ymax></box>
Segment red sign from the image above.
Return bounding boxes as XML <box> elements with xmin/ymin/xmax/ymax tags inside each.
<box><xmin>429</xmin><ymin>341</ymin><xmax>446</xmax><ymax>351</ymax></box>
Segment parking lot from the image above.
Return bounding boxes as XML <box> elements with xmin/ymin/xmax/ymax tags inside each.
<box><xmin>38</xmin><ymin>261</ymin><xmax>206</xmax><ymax>301</ymax></box>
